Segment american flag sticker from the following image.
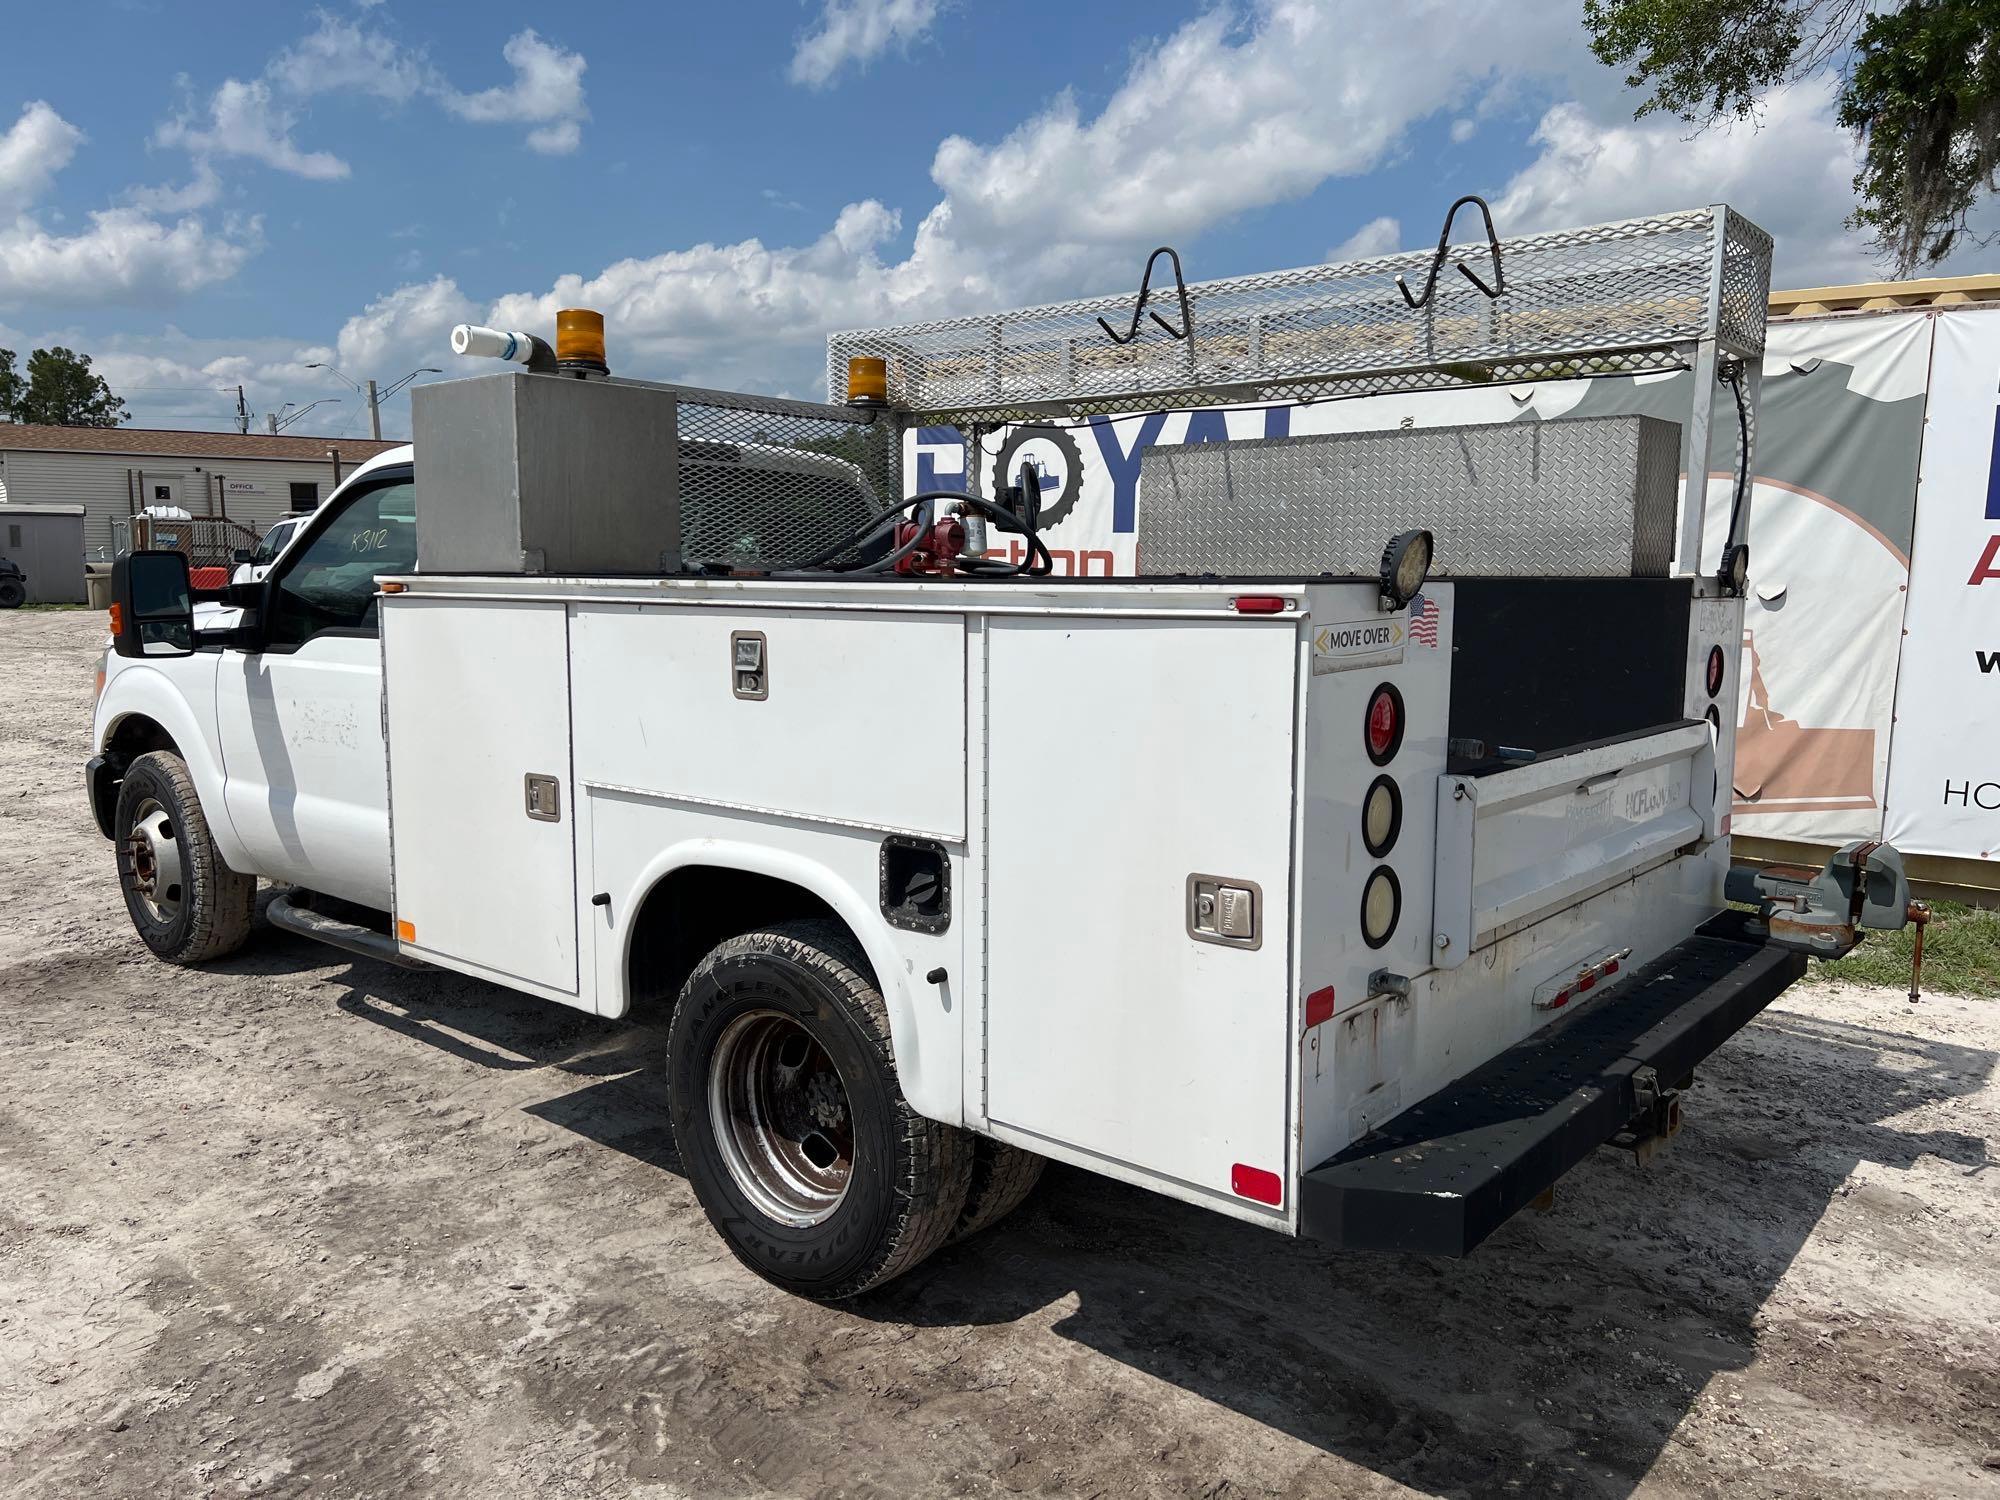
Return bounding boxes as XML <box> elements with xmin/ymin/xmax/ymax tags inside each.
<box><xmin>1408</xmin><ymin>593</ymin><xmax>1440</xmax><ymax>648</ymax></box>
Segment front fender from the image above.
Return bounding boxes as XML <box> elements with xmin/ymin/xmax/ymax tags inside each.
<box><xmin>611</xmin><ymin>837</ymin><xmax>962</xmax><ymax>1129</ymax></box>
<box><xmin>96</xmin><ymin>660</ymin><xmax>248</xmax><ymax>869</ymax></box>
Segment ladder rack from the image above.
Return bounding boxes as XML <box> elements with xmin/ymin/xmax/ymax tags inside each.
<box><xmin>829</xmin><ymin>206</ymin><xmax>1772</xmax><ymax>427</ymax></box>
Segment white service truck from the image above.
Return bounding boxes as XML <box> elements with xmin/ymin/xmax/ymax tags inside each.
<box><xmin>87</xmin><ymin>205</ymin><xmax>1921</xmax><ymax>1299</ymax></box>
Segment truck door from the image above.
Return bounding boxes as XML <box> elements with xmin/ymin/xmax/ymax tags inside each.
<box><xmin>213</xmin><ymin>469</ymin><xmax>413</xmax><ymax>910</ymax></box>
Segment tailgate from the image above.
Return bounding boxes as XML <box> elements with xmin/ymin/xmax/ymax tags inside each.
<box><xmin>1431</xmin><ymin>722</ymin><xmax>1716</xmax><ymax>967</ymax></box>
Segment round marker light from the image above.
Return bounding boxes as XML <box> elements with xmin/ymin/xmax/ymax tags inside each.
<box><xmin>1705</xmin><ymin>644</ymin><xmax>1726</xmax><ymax>698</ymax></box>
<box><xmin>1362</xmin><ymin>775</ymin><xmax>1402</xmax><ymax>857</ymax></box>
<box><xmin>1361</xmin><ymin>867</ymin><xmax>1401</xmax><ymax>948</ymax></box>
<box><xmin>1379</xmin><ymin>528</ymin><xmax>1433</xmax><ymax>609</ymax></box>
<box><xmin>847</xmin><ymin>355</ymin><xmax>888</xmax><ymax>407</ymax></box>
<box><xmin>1364</xmin><ymin>683</ymin><xmax>1404</xmax><ymax>765</ymax></box>
<box><xmin>555</xmin><ymin>307</ymin><xmax>607</xmax><ymax>372</ymax></box>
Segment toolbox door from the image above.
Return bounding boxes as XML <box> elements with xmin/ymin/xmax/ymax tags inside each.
<box><xmin>982</xmin><ymin>614</ymin><xmax>1299</xmax><ymax>1220</ymax></box>
<box><xmin>384</xmin><ymin>597</ymin><xmax>580</xmax><ymax>997</ymax></box>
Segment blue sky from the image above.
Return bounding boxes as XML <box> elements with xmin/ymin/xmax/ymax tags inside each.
<box><xmin>0</xmin><ymin>1</ymin><xmax>1972</xmax><ymax>439</ymax></box>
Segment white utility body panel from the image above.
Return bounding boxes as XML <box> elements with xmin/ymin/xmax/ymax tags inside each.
<box><xmin>379</xmin><ymin>574</ymin><xmax>1731</xmax><ymax>1230</ymax></box>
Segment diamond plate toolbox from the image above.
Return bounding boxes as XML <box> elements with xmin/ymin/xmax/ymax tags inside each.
<box><xmin>1136</xmin><ymin>415</ymin><xmax>1682</xmax><ymax>578</ymax></box>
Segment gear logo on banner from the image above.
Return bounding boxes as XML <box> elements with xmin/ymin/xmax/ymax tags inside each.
<box><xmin>989</xmin><ymin>426</ymin><xmax>1085</xmax><ymax>529</ymax></box>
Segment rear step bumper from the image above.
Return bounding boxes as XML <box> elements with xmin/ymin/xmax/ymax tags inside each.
<box><xmin>1298</xmin><ymin>913</ymin><xmax>1805</xmax><ymax>1256</ymax></box>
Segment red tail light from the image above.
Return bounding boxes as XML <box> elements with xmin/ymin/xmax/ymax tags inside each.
<box><xmin>1364</xmin><ymin>683</ymin><xmax>1404</xmax><ymax>764</ymax></box>
<box><xmin>1233</xmin><ymin>595</ymin><xmax>1288</xmax><ymax>614</ymax></box>
<box><xmin>1705</xmin><ymin>644</ymin><xmax>1725</xmax><ymax>698</ymax></box>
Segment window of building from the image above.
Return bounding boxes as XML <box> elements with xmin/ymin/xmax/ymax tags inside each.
<box><xmin>6</xmin><ymin>524</ymin><xmax>19</xmax><ymax>549</ymax></box>
<box><xmin>153</xmin><ymin>484</ymin><xmax>172</xmax><ymax>502</ymax></box>
<box><xmin>289</xmin><ymin>481</ymin><xmax>319</xmax><ymax>514</ymax></box>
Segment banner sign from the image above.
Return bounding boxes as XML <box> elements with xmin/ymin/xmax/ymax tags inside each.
<box><xmin>1884</xmin><ymin>307</ymin><xmax>2000</xmax><ymax>863</ymax></box>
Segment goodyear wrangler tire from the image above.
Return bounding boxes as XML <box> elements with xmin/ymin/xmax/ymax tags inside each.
<box><xmin>113</xmin><ymin>751</ymin><xmax>256</xmax><ymax>964</ymax></box>
<box><xmin>668</xmin><ymin>918</ymin><xmax>973</xmax><ymax>1299</ymax></box>
<box><xmin>950</xmin><ymin>1138</ymin><xmax>1046</xmax><ymax>1243</ymax></box>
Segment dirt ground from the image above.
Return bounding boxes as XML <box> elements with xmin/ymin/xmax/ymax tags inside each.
<box><xmin>3</xmin><ymin>607</ymin><xmax>1998</xmax><ymax>1500</ymax></box>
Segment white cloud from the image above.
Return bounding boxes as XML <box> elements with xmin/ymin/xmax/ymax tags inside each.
<box><xmin>154</xmin><ymin>78</ymin><xmax>350</xmax><ymax>180</ymax></box>
<box><xmin>790</xmin><ymin>0</ymin><xmax>940</xmax><ymax>88</ymax></box>
<box><xmin>1450</xmin><ymin>117</ymin><xmax>1477</xmax><ymax>144</ymax></box>
<box><xmin>0</xmin><ymin>101</ymin><xmax>84</xmax><ymax>215</ymax></box>
<box><xmin>0</xmin><ymin>208</ymin><xmax>260</xmax><ymax>307</ymax></box>
<box><xmin>0</xmin><ymin>103</ymin><xmax>258</xmax><ymax>309</ymax></box>
<box><xmin>437</xmin><ymin>29</ymin><xmax>588</xmax><ymax>155</ymax></box>
<box><xmin>125</xmin><ymin>163</ymin><xmax>223</xmax><ymax>214</ymax></box>
<box><xmin>157</xmin><ymin>18</ymin><xmax>593</xmax><ymax>184</ymax></box>
<box><xmin>1491</xmin><ymin>77</ymin><xmax>1873</xmax><ymax>286</ymax></box>
<box><xmin>269</xmin><ymin>12</ymin><xmax>428</xmax><ymax>102</ymax></box>
<box><xmin>1330</xmin><ymin>216</ymin><xmax>1401</xmax><ymax>261</ymax></box>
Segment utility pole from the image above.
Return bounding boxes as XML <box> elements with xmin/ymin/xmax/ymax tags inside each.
<box><xmin>235</xmin><ymin>385</ymin><xmax>249</xmax><ymax>435</ymax></box>
<box><xmin>266</xmin><ymin>412</ymin><xmax>279</xmax><ymax>434</ymax></box>
<box><xmin>365</xmin><ymin>379</ymin><xmax>381</xmax><ymax>441</ymax></box>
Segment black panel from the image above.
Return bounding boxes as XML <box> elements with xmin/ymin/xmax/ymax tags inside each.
<box><xmin>1448</xmin><ymin>577</ymin><xmax>1691</xmax><ymax>755</ymax></box>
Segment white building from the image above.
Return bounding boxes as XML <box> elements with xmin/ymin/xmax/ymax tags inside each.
<box><xmin>0</xmin><ymin>425</ymin><xmax>403</xmax><ymax>558</ymax></box>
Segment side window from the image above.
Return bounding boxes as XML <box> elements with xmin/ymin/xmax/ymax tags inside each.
<box><xmin>264</xmin><ymin>479</ymin><xmax>416</xmax><ymax>648</ymax></box>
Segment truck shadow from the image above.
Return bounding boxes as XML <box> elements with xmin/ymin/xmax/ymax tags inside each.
<box><xmin>326</xmin><ymin>965</ymin><xmax>1997</xmax><ymax>1498</ymax></box>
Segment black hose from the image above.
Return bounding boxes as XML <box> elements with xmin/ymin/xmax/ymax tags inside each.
<box><xmin>773</xmin><ymin>487</ymin><xmax>1052</xmax><ymax>579</ymax></box>
<box><xmin>1722</xmin><ymin>361</ymin><xmax>1751</xmax><ymax>550</ymax></box>
<box><xmin>786</xmin><ymin>489</ymin><xmax>993</xmax><ymax>572</ymax></box>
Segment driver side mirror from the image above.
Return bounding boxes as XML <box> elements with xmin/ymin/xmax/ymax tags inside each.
<box><xmin>231</xmin><ymin>547</ymin><xmax>255</xmax><ymax>565</ymax></box>
<box><xmin>110</xmin><ymin>550</ymin><xmax>195</xmax><ymax>658</ymax></box>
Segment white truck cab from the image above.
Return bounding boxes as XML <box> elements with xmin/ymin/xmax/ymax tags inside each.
<box><xmin>86</xmin><ymin>206</ymin><xmax>1922</xmax><ymax>1300</ymax></box>
<box><xmin>228</xmin><ymin>513</ymin><xmax>307</xmax><ymax>586</ymax></box>
<box><xmin>92</xmin><ymin>446</ymin><xmax>415</xmax><ymax>917</ymax></box>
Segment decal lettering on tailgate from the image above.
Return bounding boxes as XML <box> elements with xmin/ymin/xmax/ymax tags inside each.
<box><xmin>1312</xmin><ymin>619</ymin><xmax>1405</xmax><ymax>674</ymax></box>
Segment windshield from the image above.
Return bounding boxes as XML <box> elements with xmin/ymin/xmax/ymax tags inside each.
<box><xmin>251</xmin><ymin>522</ymin><xmax>294</xmax><ymax>564</ymax></box>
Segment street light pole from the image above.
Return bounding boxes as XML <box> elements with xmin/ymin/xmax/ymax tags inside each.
<box><xmin>305</xmin><ymin>363</ymin><xmax>438</xmax><ymax>440</ymax></box>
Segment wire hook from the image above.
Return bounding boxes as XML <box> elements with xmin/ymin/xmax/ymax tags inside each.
<box><xmin>1395</xmin><ymin>194</ymin><xmax>1506</xmax><ymax>309</ymax></box>
<box><xmin>1097</xmin><ymin>246</ymin><xmax>1194</xmax><ymax>344</ymax></box>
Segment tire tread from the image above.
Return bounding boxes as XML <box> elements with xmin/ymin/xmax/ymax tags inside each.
<box><xmin>674</xmin><ymin>918</ymin><xmax>972</xmax><ymax>1299</ymax></box>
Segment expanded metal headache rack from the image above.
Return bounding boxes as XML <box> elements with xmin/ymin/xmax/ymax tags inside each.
<box><xmin>831</xmin><ymin>203</ymin><xmax>1773</xmax><ymax>576</ymax></box>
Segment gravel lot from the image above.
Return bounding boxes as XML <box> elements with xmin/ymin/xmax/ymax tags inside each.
<box><xmin>4</xmin><ymin>606</ymin><xmax>1998</xmax><ymax>1499</ymax></box>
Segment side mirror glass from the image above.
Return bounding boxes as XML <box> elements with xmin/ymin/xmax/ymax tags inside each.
<box><xmin>231</xmin><ymin>547</ymin><xmax>255</xmax><ymax>565</ymax></box>
<box><xmin>110</xmin><ymin>550</ymin><xmax>195</xmax><ymax>658</ymax></box>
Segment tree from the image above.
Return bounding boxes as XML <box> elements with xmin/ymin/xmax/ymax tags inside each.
<box><xmin>0</xmin><ymin>348</ymin><xmax>21</xmax><ymax>421</ymax></box>
<box><xmin>1585</xmin><ymin>0</ymin><xmax>2000</xmax><ymax>275</ymax></box>
<box><xmin>6</xmin><ymin>346</ymin><xmax>128</xmax><ymax>427</ymax></box>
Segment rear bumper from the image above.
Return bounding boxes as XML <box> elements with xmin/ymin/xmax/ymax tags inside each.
<box><xmin>1298</xmin><ymin>913</ymin><xmax>1805</xmax><ymax>1255</ymax></box>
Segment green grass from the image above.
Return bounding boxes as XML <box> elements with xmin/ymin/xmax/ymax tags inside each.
<box><xmin>1802</xmin><ymin>899</ymin><xmax>2000</xmax><ymax>998</ymax></box>
<box><xmin>10</xmin><ymin>602</ymin><xmax>89</xmax><ymax>611</ymax></box>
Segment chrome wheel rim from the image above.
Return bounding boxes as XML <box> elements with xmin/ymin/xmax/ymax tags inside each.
<box><xmin>708</xmin><ymin>1009</ymin><xmax>854</xmax><ymax>1227</ymax></box>
<box><xmin>125</xmin><ymin>796</ymin><xmax>185</xmax><ymax>925</ymax></box>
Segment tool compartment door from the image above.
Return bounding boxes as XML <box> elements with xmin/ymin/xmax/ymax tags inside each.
<box><xmin>1432</xmin><ymin>721</ymin><xmax>1715</xmax><ymax>965</ymax></box>
<box><xmin>384</xmin><ymin>597</ymin><xmax>579</xmax><ymax>995</ymax></box>
<box><xmin>983</xmin><ymin>615</ymin><xmax>1298</xmax><ymax>1216</ymax></box>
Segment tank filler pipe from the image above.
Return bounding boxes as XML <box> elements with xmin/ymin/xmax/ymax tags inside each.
<box><xmin>450</xmin><ymin>323</ymin><xmax>559</xmax><ymax>375</ymax></box>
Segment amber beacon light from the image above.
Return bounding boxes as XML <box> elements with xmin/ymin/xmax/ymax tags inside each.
<box><xmin>846</xmin><ymin>356</ymin><xmax>888</xmax><ymax>407</ymax></box>
<box><xmin>556</xmin><ymin>308</ymin><xmax>608</xmax><ymax>373</ymax></box>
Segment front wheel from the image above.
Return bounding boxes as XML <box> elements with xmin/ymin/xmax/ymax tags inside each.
<box><xmin>113</xmin><ymin>751</ymin><xmax>255</xmax><ymax>964</ymax></box>
<box><xmin>0</xmin><ymin>577</ymin><xmax>24</xmax><ymax>608</ymax></box>
<box><xmin>668</xmin><ymin>919</ymin><xmax>972</xmax><ymax>1299</ymax></box>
